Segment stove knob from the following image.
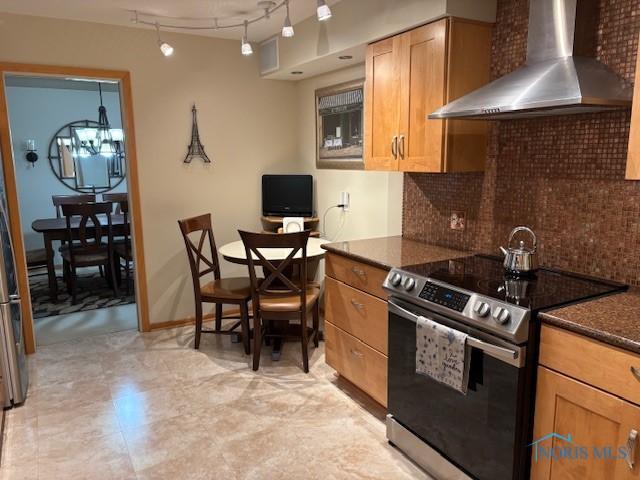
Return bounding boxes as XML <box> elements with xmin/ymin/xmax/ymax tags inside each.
<box><xmin>389</xmin><ymin>272</ymin><xmax>403</xmax><ymax>287</ymax></box>
<box><xmin>403</xmin><ymin>277</ymin><xmax>416</xmax><ymax>292</ymax></box>
<box><xmin>492</xmin><ymin>307</ymin><xmax>511</xmax><ymax>325</ymax></box>
<box><xmin>473</xmin><ymin>301</ymin><xmax>490</xmax><ymax>317</ymax></box>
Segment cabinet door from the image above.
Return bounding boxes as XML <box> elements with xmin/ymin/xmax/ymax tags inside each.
<box><xmin>532</xmin><ymin>367</ymin><xmax>640</xmax><ymax>479</ymax></box>
<box><xmin>397</xmin><ymin>19</ymin><xmax>447</xmax><ymax>172</ymax></box>
<box><xmin>364</xmin><ymin>36</ymin><xmax>401</xmax><ymax>171</ymax></box>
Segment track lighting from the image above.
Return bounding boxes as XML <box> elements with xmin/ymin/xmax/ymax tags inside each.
<box><xmin>155</xmin><ymin>22</ymin><xmax>174</xmax><ymax>56</ymax></box>
<box><xmin>241</xmin><ymin>20</ymin><xmax>253</xmax><ymax>56</ymax></box>
<box><xmin>282</xmin><ymin>0</ymin><xmax>294</xmax><ymax>37</ymax></box>
<box><xmin>316</xmin><ymin>0</ymin><xmax>332</xmax><ymax>21</ymax></box>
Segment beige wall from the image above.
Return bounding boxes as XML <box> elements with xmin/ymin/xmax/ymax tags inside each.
<box><xmin>0</xmin><ymin>13</ymin><xmax>299</xmax><ymax>326</ymax></box>
<box><xmin>295</xmin><ymin>65</ymin><xmax>403</xmax><ymax>244</ymax></box>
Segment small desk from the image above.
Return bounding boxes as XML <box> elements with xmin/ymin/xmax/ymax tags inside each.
<box><xmin>32</xmin><ymin>214</ymin><xmax>128</xmax><ymax>302</ymax></box>
<box><xmin>219</xmin><ymin>237</ymin><xmax>328</xmax><ymax>360</ymax></box>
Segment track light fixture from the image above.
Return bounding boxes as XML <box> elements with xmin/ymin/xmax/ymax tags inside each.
<box><xmin>135</xmin><ymin>0</ymin><xmax>337</xmax><ymax>59</ymax></box>
<box><xmin>155</xmin><ymin>22</ymin><xmax>174</xmax><ymax>56</ymax></box>
<box><xmin>316</xmin><ymin>0</ymin><xmax>332</xmax><ymax>21</ymax></box>
<box><xmin>241</xmin><ymin>20</ymin><xmax>253</xmax><ymax>56</ymax></box>
<box><xmin>282</xmin><ymin>0</ymin><xmax>294</xmax><ymax>37</ymax></box>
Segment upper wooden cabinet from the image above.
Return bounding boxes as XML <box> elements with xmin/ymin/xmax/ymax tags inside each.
<box><xmin>364</xmin><ymin>18</ymin><xmax>493</xmax><ymax>173</ymax></box>
<box><xmin>626</xmin><ymin>32</ymin><xmax>640</xmax><ymax>180</ymax></box>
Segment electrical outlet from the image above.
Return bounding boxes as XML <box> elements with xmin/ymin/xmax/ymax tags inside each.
<box><xmin>340</xmin><ymin>191</ymin><xmax>350</xmax><ymax>211</ymax></box>
<box><xmin>450</xmin><ymin>211</ymin><xmax>465</xmax><ymax>231</ymax></box>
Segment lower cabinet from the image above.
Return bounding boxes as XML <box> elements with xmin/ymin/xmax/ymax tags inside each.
<box><xmin>324</xmin><ymin>253</ymin><xmax>389</xmax><ymax>407</ymax></box>
<box><xmin>533</xmin><ymin>326</ymin><xmax>640</xmax><ymax>479</ymax></box>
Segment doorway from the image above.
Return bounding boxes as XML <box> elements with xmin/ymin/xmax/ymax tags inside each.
<box><xmin>0</xmin><ymin>64</ymin><xmax>149</xmax><ymax>353</ymax></box>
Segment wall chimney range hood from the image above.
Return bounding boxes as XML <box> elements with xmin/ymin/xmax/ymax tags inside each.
<box><xmin>429</xmin><ymin>0</ymin><xmax>633</xmax><ymax>120</ymax></box>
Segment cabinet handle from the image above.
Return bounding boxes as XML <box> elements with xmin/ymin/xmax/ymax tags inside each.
<box><xmin>630</xmin><ymin>366</ymin><xmax>640</xmax><ymax>381</ymax></box>
<box><xmin>627</xmin><ymin>429</ymin><xmax>638</xmax><ymax>470</ymax></box>
<box><xmin>399</xmin><ymin>135</ymin><xmax>405</xmax><ymax>158</ymax></box>
<box><xmin>391</xmin><ymin>135</ymin><xmax>398</xmax><ymax>159</ymax></box>
<box><xmin>350</xmin><ymin>299</ymin><xmax>365</xmax><ymax>310</ymax></box>
<box><xmin>351</xmin><ymin>266</ymin><xmax>367</xmax><ymax>280</ymax></box>
<box><xmin>350</xmin><ymin>348</ymin><xmax>364</xmax><ymax>358</ymax></box>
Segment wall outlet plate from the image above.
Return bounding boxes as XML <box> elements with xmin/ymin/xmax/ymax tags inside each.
<box><xmin>340</xmin><ymin>191</ymin><xmax>350</xmax><ymax>211</ymax></box>
<box><xmin>450</xmin><ymin>211</ymin><xmax>465</xmax><ymax>231</ymax></box>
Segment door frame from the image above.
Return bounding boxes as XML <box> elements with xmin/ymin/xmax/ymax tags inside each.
<box><xmin>0</xmin><ymin>62</ymin><xmax>151</xmax><ymax>353</ymax></box>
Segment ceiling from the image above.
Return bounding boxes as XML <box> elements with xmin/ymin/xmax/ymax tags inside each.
<box><xmin>0</xmin><ymin>0</ymin><xmax>342</xmax><ymax>42</ymax></box>
<box><xmin>5</xmin><ymin>75</ymin><xmax>120</xmax><ymax>92</ymax></box>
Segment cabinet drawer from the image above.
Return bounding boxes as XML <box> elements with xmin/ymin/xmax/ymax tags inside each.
<box><xmin>325</xmin><ymin>253</ymin><xmax>388</xmax><ymax>299</ymax></box>
<box><xmin>325</xmin><ymin>321</ymin><xmax>388</xmax><ymax>407</ymax></box>
<box><xmin>325</xmin><ymin>277</ymin><xmax>388</xmax><ymax>355</ymax></box>
<box><xmin>540</xmin><ymin>325</ymin><xmax>640</xmax><ymax>405</ymax></box>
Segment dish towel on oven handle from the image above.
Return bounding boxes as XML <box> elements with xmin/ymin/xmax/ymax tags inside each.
<box><xmin>416</xmin><ymin>316</ymin><xmax>471</xmax><ymax>395</ymax></box>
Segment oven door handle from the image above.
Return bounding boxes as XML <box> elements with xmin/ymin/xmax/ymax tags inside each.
<box><xmin>389</xmin><ymin>300</ymin><xmax>524</xmax><ymax>367</ymax></box>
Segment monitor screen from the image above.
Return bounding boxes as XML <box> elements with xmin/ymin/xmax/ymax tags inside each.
<box><xmin>262</xmin><ymin>175</ymin><xmax>313</xmax><ymax>217</ymax></box>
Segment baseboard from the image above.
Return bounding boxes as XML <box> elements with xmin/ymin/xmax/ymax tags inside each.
<box><xmin>150</xmin><ymin>307</ymin><xmax>242</xmax><ymax>331</ymax></box>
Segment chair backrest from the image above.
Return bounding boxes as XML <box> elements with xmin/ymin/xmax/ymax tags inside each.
<box><xmin>178</xmin><ymin>214</ymin><xmax>221</xmax><ymax>296</ymax></box>
<box><xmin>52</xmin><ymin>194</ymin><xmax>96</xmax><ymax>218</ymax></box>
<box><xmin>102</xmin><ymin>193</ymin><xmax>128</xmax><ymax>214</ymax></box>
<box><xmin>238</xmin><ymin>230</ymin><xmax>310</xmax><ymax>312</ymax></box>
<box><xmin>61</xmin><ymin>202</ymin><xmax>114</xmax><ymax>260</ymax></box>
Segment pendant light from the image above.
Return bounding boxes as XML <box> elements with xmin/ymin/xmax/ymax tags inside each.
<box><xmin>241</xmin><ymin>20</ymin><xmax>253</xmax><ymax>56</ymax></box>
<box><xmin>282</xmin><ymin>0</ymin><xmax>294</xmax><ymax>37</ymax></box>
<box><xmin>316</xmin><ymin>0</ymin><xmax>332</xmax><ymax>21</ymax></box>
<box><xmin>155</xmin><ymin>22</ymin><xmax>174</xmax><ymax>56</ymax></box>
<box><xmin>95</xmin><ymin>83</ymin><xmax>115</xmax><ymax>157</ymax></box>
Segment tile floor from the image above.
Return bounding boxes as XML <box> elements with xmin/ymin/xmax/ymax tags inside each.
<box><xmin>1</xmin><ymin>322</ymin><xmax>431</xmax><ymax>480</ymax></box>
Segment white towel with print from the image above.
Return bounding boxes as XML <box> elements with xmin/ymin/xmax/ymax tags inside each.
<box><xmin>416</xmin><ymin>316</ymin><xmax>471</xmax><ymax>395</ymax></box>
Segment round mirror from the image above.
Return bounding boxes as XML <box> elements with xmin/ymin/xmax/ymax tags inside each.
<box><xmin>48</xmin><ymin>119</ymin><xmax>126</xmax><ymax>194</ymax></box>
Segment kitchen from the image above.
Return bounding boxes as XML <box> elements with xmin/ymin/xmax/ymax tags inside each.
<box><xmin>0</xmin><ymin>0</ymin><xmax>639</xmax><ymax>479</ymax></box>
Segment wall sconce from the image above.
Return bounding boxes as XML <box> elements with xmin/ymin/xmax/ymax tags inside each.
<box><xmin>25</xmin><ymin>139</ymin><xmax>38</xmax><ymax>167</ymax></box>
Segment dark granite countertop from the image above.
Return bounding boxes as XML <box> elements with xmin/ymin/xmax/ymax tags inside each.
<box><xmin>321</xmin><ymin>236</ymin><xmax>470</xmax><ymax>271</ymax></box>
<box><xmin>540</xmin><ymin>288</ymin><xmax>640</xmax><ymax>355</ymax></box>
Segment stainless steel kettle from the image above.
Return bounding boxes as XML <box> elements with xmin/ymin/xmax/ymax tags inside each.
<box><xmin>499</xmin><ymin>226</ymin><xmax>537</xmax><ymax>275</ymax></box>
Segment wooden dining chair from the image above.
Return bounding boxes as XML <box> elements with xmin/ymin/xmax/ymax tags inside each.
<box><xmin>239</xmin><ymin>230</ymin><xmax>320</xmax><ymax>373</ymax></box>
<box><xmin>110</xmin><ymin>198</ymin><xmax>133</xmax><ymax>294</ymax></box>
<box><xmin>178</xmin><ymin>214</ymin><xmax>252</xmax><ymax>353</ymax></box>
<box><xmin>52</xmin><ymin>194</ymin><xmax>96</xmax><ymax>218</ymax></box>
<box><xmin>102</xmin><ymin>193</ymin><xmax>127</xmax><ymax>214</ymax></box>
<box><xmin>60</xmin><ymin>202</ymin><xmax>118</xmax><ymax>304</ymax></box>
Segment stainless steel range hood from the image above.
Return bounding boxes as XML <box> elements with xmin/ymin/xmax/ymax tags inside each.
<box><xmin>429</xmin><ymin>0</ymin><xmax>633</xmax><ymax>120</ymax></box>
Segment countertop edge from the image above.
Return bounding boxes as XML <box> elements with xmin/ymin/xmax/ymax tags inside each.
<box><xmin>321</xmin><ymin>244</ymin><xmax>393</xmax><ymax>271</ymax></box>
<box><xmin>539</xmin><ymin>311</ymin><xmax>640</xmax><ymax>356</ymax></box>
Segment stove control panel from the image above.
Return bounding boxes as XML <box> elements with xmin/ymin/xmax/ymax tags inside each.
<box><xmin>419</xmin><ymin>281</ymin><xmax>470</xmax><ymax>312</ymax></box>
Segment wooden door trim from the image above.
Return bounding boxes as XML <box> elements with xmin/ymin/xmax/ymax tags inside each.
<box><xmin>0</xmin><ymin>63</ymin><xmax>151</xmax><ymax>353</ymax></box>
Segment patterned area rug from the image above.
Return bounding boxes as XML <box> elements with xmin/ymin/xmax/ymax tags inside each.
<box><xmin>29</xmin><ymin>269</ymin><xmax>135</xmax><ymax>319</ymax></box>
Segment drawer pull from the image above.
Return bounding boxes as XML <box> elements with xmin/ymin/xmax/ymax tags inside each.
<box><xmin>627</xmin><ymin>429</ymin><xmax>638</xmax><ymax>470</ymax></box>
<box><xmin>350</xmin><ymin>299</ymin><xmax>365</xmax><ymax>310</ymax></box>
<box><xmin>351</xmin><ymin>266</ymin><xmax>367</xmax><ymax>280</ymax></box>
<box><xmin>350</xmin><ymin>348</ymin><xmax>363</xmax><ymax>358</ymax></box>
<box><xmin>630</xmin><ymin>366</ymin><xmax>640</xmax><ymax>381</ymax></box>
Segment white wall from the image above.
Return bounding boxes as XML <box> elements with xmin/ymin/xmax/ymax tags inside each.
<box><xmin>296</xmin><ymin>65</ymin><xmax>403</xmax><ymax>243</ymax></box>
<box><xmin>5</xmin><ymin>85</ymin><xmax>126</xmax><ymax>252</ymax></box>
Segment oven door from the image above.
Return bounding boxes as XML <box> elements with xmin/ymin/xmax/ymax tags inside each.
<box><xmin>387</xmin><ymin>298</ymin><xmax>530</xmax><ymax>480</ymax></box>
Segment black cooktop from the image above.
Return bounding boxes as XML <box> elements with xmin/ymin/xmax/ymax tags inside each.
<box><xmin>402</xmin><ymin>254</ymin><xmax>627</xmax><ymax>312</ymax></box>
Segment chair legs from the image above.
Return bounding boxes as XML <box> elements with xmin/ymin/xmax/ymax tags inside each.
<box><xmin>215</xmin><ymin>304</ymin><xmax>223</xmax><ymax>332</ymax></box>
<box><xmin>301</xmin><ymin>311</ymin><xmax>309</xmax><ymax>373</ymax></box>
<box><xmin>252</xmin><ymin>313</ymin><xmax>262</xmax><ymax>371</ymax></box>
<box><xmin>194</xmin><ymin>302</ymin><xmax>203</xmax><ymax>349</ymax></box>
<box><xmin>312</xmin><ymin>301</ymin><xmax>320</xmax><ymax>348</ymax></box>
<box><xmin>239</xmin><ymin>302</ymin><xmax>251</xmax><ymax>355</ymax></box>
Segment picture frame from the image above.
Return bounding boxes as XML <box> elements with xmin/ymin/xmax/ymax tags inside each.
<box><xmin>315</xmin><ymin>79</ymin><xmax>365</xmax><ymax>170</ymax></box>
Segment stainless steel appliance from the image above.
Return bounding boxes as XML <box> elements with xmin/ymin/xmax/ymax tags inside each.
<box><xmin>499</xmin><ymin>226</ymin><xmax>538</xmax><ymax>276</ymax></box>
<box><xmin>0</xmin><ymin>150</ymin><xmax>28</xmax><ymax>407</ymax></box>
<box><xmin>383</xmin><ymin>255</ymin><xmax>626</xmax><ymax>480</ymax></box>
<box><xmin>429</xmin><ymin>0</ymin><xmax>632</xmax><ymax>120</ymax></box>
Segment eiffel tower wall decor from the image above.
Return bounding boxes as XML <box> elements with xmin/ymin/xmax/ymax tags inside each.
<box><xmin>184</xmin><ymin>104</ymin><xmax>211</xmax><ymax>164</ymax></box>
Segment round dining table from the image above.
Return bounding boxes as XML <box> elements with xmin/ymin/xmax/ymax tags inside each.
<box><xmin>218</xmin><ymin>236</ymin><xmax>329</xmax><ymax>361</ymax></box>
<box><xmin>218</xmin><ymin>237</ymin><xmax>329</xmax><ymax>265</ymax></box>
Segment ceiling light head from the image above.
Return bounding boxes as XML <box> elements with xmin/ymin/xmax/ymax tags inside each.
<box><xmin>241</xmin><ymin>20</ymin><xmax>253</xmax><ymax>56</ymax></box>
<box><xmin>155</xmin><ymin>22</ymin><xmax>174</xmax><ymax>56</ymax></box>
<box><xmin>282</xmin><ymin>0</ymin><xmax>294</xmax><ymax>37</ymax></box>
<box><xmin>316</xmin><ymin>0</ymin><xmax>332</xmax><ymax>21</ymax></box>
